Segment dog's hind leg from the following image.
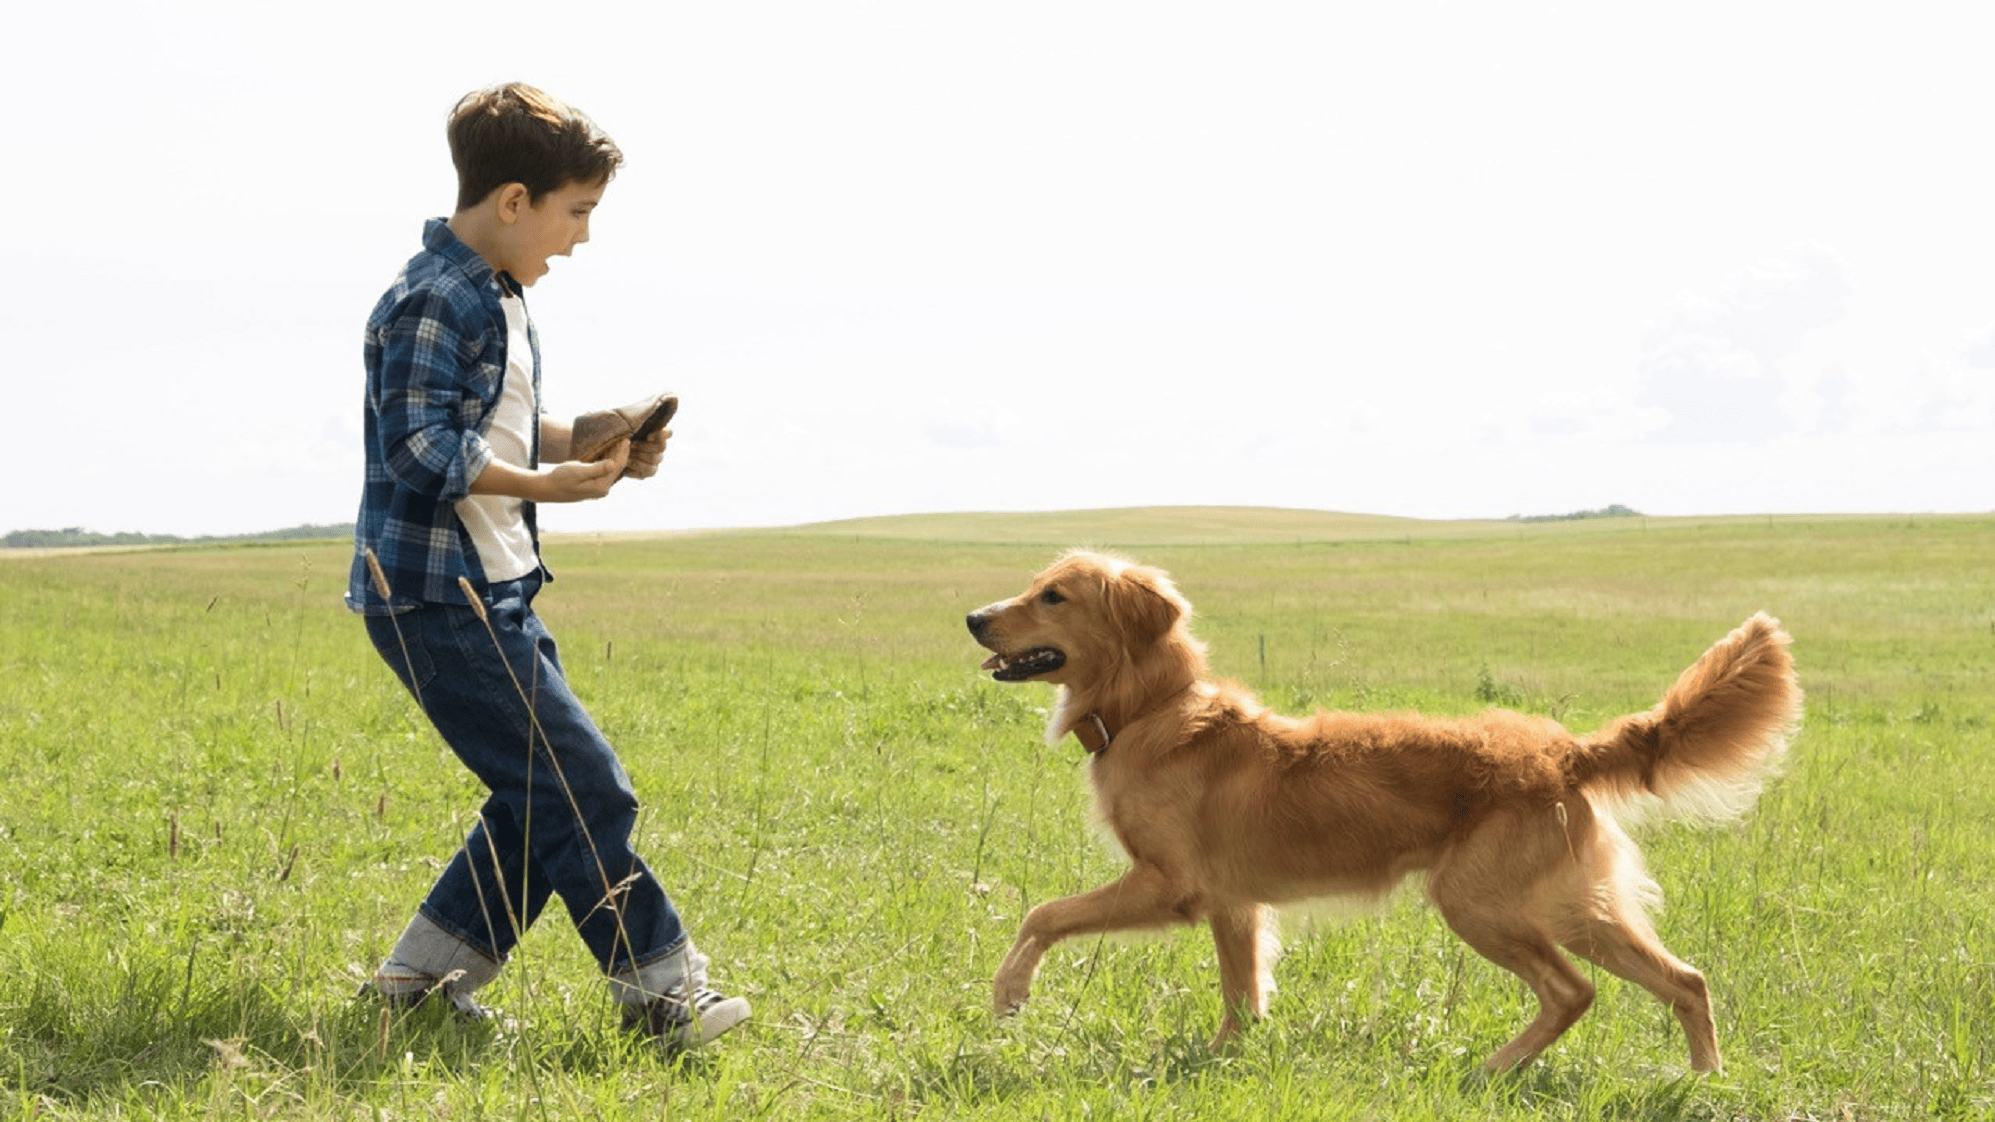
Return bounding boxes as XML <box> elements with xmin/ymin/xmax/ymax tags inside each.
<box><xmin>1208</xmin><ymin>903</ymin><xmax>1276</xmax><ymax>1049</ymax></box>
<box><xmin>1561</xmin><ymin>910</ymin><xmax>1720</xmax><ymax>1073</ymax></box>
<box><xmin>1555</xmin><ymin>817</ymin><xmax>1722</xmax><ymax>1072</ymax></box>
<box><xmin>1445</xmin><ymin>910</ymin><xmax>1594</xmax><ymax>1071</ymax></box>
<box><xmin>1431</xmin><ymin>815</ymin><xmax>1596</xmax><ymax>1071</ymax></box>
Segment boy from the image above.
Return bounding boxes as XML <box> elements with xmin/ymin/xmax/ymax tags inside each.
<box><xmin>345</xmin><ymin>82</ymin><xmax>748</xmax><ymax>1049</ymax></box>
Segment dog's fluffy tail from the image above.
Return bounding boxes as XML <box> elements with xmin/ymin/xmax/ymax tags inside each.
<box><xmin>1573</xmin><ymin>612</ymin><xmax>1801</xmax><ymax>825</ymax></box>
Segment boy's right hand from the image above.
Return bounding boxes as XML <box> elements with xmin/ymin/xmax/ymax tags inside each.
<box><xmin>541</xmin><ymin>441</ymin><xmax>630</xmax><ymax>502</ymax></box>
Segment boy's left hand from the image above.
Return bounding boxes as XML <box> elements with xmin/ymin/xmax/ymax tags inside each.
<box><xmin>622</xmin><ymin>428</ymin><xmax>670</xmax><ymax>480</ymax></box>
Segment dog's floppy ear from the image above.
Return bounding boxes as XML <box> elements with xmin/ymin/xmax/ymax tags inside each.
<box><xmin>1106</xmin><ymin>563</ymin><xmax>1188</xmax><ymax>646</ymax></box>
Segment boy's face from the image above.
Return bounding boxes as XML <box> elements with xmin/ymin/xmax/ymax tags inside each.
<box><xmin>495</xmin><ymin>179</ymin><xmax>605</xmax><ymax>286</ymax></box>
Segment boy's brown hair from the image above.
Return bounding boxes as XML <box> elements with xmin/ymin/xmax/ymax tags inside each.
<box><xmin>448</xmin><ymin>82</ymin><xmax>623</xmax><ymax>212</ymax></box>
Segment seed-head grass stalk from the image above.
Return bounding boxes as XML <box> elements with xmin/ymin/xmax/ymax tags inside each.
<box><xmin>367</xmin><ymin>551</ymin><xmax>531</xmax><ymax>999</ymax></box>
<box><xmin>368</xmin><ymin>553</ymin><xmax>639</xmax><ymax>1016</ymax></box>
<box><xmin>365</xmin><ymin>561</ymin><xmax>641</xmax><ymax>1120</ymax></box>
<box><xmin>452</xmin><ymin>576</ymin><xmax>657</xmax><ymax>1006</ymax></box>
<box><xmin>739</xmin><ymin>704</ymin><xmax>775</xmax><ymax>893</ymax></box>
<box><xmin>362</xmin><ymin>550</ymin><xmax>420</xmax><ymax>713</ymax></box>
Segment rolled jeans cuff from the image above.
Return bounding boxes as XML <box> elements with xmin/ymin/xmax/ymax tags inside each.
<box><xmin>608</xmin><ymin>937</ymin><xmax>707</xmax><ymax>1005</ymax></box>
<box><xmin>374</xmin><ymin>911</ymin><xmax>505</xmax><ymax>996</ymax></box>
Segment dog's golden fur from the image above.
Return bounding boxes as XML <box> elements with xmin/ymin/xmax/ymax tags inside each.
<box><xmin>966</xmin><ymin>550</ymin><xmax>1800</xmax><ymax>1072</ymax></box>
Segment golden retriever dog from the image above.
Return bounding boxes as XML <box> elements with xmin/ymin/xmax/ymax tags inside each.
<box><xmin>965</xmin><ymin>550</ymin><xmax>1799</xmax><ymax>1072</ymax></box>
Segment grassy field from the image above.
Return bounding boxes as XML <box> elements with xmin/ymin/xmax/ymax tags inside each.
<box><xmin>1</xmin><ymin>510</ymin><xmax>1990</xmax><ymax>1120</ymax></box>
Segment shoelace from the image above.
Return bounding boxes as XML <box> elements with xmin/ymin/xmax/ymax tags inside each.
<box><xmin>655</xmin><ymin>987</ymin><xmax>729</xmax><ymax>1024</ymax></box>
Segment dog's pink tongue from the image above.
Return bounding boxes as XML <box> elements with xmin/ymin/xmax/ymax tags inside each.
<box><xmin>980</xmin><ymin>654</ymin><xmax>1003</xmax><ymax>672</ymax></box>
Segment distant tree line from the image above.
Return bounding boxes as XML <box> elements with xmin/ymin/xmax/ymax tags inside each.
<box><xmin>1504</xmin><ymin>504</ymin><xmax>1643</xmax><ymax>524</ymax></box>
<box><xmin>3</xmin><ymin>523</ymin><xmax>354</xmax><ymax>548</ymax></box>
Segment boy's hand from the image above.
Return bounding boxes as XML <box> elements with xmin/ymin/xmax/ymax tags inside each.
<box><xmin>622</xmin><ymin>427</ymin><xmax>671</xmax><ymax>481</ymax></box>
<box><xmin>541</xmin><ymin>441</ymin><xmax>630</xmax><ymax>502</ymax></box>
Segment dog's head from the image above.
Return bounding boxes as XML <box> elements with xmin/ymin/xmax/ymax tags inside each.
<box><xmin>966</xmin><ymin>550</ymin><xmax>1195</xmax><ymax>689</ymax></box>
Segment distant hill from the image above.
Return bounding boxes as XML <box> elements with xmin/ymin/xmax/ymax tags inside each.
<box><xmin>2</xmin><ymin>523</ymin><xmax>354</xmax><ymax>549</ymax></box>
<box><xmin>736</xmin><ymin>505</ymin><xmax>1643</xmax><ymax>545</ymax></box>
<box><xmin>743</xmin><ymin>506</ymin><xmax>1447</xmax><ymax>545</ymax></box>
<box><xmin>736</xmin><ymin>505</ymin><xmax>1892</xmax><ymax>546</ymax></box>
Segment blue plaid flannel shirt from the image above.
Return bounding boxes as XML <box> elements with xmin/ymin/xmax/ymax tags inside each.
<box><xmin>346</xmin><ymin>218</ymin><xmax>545</xmax><ymax>613</ymax></box>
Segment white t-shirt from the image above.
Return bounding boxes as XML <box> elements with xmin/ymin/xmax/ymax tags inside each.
<box><xmin>455</xmin><ymin>293</ymin><xmax>539</xmax><ymax>583</ymax></box>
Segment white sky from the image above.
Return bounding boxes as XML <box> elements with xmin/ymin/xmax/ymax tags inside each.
<box><xmin>5</xmin><ymin>2</ymin><xmax>1992</xmax><ymax>537</ymax></box>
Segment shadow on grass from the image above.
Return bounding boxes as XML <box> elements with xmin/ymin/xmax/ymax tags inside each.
<box><xmin>6</xmin><ymin>971</ymin><xmax>522</xmax><ymax>1109</ymax></box>
<box><xmin>8</xmin><ymin>966</ymin><xmax>746</xmax><ymax>1115</ymax></box>
<box><xmin>899</xmin><ymin>1020</ymin><xmax>1230</xmax><ymax>1109</ymax></box>
<box><xmin>891</xmin><ymin>1006</ymin><xmax>1742</xmax><ymax>1121</ymax></box>
<box><xmin>1469</xmin><ymin>1063</ymin><xmax>1737</xmax><ymax>1122</ymax></box>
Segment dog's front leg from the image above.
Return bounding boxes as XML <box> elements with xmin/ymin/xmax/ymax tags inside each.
<box><xmin>994</xmin><ymin>862</ymin><xmax>1197</xmax><ymax>1016</ymax></box>
<box><xmin>1208</xmin><ymin>904</ymin><xmax>1275</xmax><ymax>1050</ymax></box>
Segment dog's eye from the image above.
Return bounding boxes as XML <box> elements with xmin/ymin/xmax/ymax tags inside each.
<box><xmin>1039</xmin><ymin>589</ymin><xmax>1066</xmax><ymax>606</ymax></box>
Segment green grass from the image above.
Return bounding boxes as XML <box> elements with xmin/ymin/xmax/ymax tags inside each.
<box><xmin>2</xmin><ymin>511</ymin><xmax>1991</xmax><ymax>1119</ymax></box>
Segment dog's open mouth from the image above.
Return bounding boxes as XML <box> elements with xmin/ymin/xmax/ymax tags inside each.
<box><xmin>980</xmin><ymin>647</ymin><xmax>1066</xmax><ymax>682</ymax></box>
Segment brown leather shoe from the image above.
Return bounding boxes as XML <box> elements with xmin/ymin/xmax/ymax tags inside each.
<box><xmin>571</xmin><ymin>393</ymin><xmax>677</xmax><ymax>462</ymax></box>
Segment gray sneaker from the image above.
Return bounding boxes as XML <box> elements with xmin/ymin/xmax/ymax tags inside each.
<box><xmin>621</xmin><ymin>987</ymin><xmax>751</xmax><ymax>1050</ymax></box>
<box><xmin>360</xmin><ymin>979</ymin><xmax>507</xmax><ymax>1027</ymax></box>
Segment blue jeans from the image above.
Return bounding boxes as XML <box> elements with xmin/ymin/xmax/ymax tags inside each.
<box><xmin>364</xmin><ymin>573</ymin><xmax>690</xmax><ymax>980</ymax></box>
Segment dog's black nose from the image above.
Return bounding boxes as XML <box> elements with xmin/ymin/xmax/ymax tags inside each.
<box><xmin>966</xmin><ymin>611</ymin><xmax>987</xmax><ymax>639</ymax></box>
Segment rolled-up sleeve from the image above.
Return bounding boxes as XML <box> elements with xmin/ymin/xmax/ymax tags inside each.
<box><xmin>373</xmin><ymin>289</ymin><xmax>494</xmax><ymax>501</ymax></box>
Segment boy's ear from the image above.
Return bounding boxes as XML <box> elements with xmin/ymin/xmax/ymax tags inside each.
<box><xmin>493</xmin><ymin>183</ymin><xmax>531</xmax><ymax>224</ymax></box>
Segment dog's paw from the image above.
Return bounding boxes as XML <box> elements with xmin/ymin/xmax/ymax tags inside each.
<box><xmin>992</xmin><ymin>973</ymin><xmax>1032</xmax><ymax>1017</ymax></box>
